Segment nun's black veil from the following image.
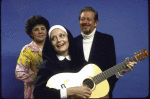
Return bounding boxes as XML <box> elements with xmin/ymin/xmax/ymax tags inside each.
<box><xmin>42</xmin><ymin>26</ymin><xmax>85</xmax><ymax>71</ymax></box>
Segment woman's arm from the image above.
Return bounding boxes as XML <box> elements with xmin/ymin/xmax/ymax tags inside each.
<box><xmin>15</xmin><ymin>47</ymin><xmax>36</xmax><ymax>82</ymax></box>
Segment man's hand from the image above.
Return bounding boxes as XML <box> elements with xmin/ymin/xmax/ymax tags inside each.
<box><xmin>120</xmin><ymin>58</ymin><xmax>137</xmax><ymax>75</ymax></box>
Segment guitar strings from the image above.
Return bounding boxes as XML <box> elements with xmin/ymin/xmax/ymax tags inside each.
<box><xmin>92</xmin><ymin>56</ymin><xmax>137</xmax><ymax>84</ymax></box>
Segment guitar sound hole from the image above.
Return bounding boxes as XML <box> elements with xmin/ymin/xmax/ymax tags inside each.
<box><xmin>83</xmin><ymin>78</ymin><xmax>94</xmax><ymax>89</ymax></box>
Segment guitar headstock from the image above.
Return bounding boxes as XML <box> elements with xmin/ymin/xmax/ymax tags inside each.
<box><xmin>135</xmin><ymin>49</ymin><xmax>149</xmax><ymax>61</ymax></box>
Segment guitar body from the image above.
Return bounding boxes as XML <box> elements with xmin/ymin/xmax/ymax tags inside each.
<box><xmin>46</xmin><ymin>64</ymin><xmax>109</xmax><ymax>98</ymax></box>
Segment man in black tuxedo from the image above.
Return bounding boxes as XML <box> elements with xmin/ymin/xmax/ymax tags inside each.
<box><xmin>75</xmin><ymin>7</ymin><xmax>137</xmax><ymax>98</ymax></box>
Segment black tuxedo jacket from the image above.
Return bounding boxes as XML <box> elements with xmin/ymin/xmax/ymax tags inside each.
<box><xmin>75</xmin><ymin>31</ymin><xmax>118</xmax><ymax>98</ymax></box>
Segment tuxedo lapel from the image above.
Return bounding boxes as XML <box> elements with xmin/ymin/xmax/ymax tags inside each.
<box><xmin>88</xmin><ymin>31</ymin><xmax>102</xmax><ymax>63</ymax></box>
<box><xmin>89</xmin><ymin>31</ymin><xmax>97</xmax><ymax>62</ymax></box>
<box><xmin>78</xmin><ymin>36</ymin><xmax>84</xmax><ymax>52</ymax></box>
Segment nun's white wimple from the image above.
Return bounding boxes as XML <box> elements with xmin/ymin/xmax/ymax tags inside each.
<box><xmin>48</xmin><ymin>25</ymin><xmax>67</xmax><ymax>37</ymax></box>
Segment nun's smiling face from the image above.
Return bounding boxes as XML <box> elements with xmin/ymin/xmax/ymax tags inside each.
<box><xmin>50</xmin><ymin>28</ymin><xmax>69</xmax><ymax>56</ymax></box>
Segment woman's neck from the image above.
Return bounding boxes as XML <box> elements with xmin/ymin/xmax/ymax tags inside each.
<box><xmin>57</xmin><ymin>51</ymin><xmax>69</xmax><ymax>57</ymax></box>
<box><xmin>34</xmin><ymin>40</ymin><xmax>45</xmax><ymax>48</ymax></box>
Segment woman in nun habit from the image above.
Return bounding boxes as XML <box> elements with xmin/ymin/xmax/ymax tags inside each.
<box><xmin>33</xmin><ymin>25</ymin><xmax>92</xmax><ymax>99</ymax></box>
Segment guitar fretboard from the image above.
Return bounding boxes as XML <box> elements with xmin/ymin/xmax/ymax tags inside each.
<box><xmin>92</xmin><ymin>56</ymin><xmax>137</xmax><ymax>85</ymax></box>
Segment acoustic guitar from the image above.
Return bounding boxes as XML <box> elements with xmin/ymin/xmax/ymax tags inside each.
<box><xmin>46</xmin><ymin>49</ymin><xmax>149</xmax><ymax>98</ymax></box>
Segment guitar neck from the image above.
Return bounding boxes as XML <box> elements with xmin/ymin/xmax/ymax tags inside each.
<box><xmin>92</xmin><ymin>56</ymin><xmax>137</xmax><ymax>85</ymax></box>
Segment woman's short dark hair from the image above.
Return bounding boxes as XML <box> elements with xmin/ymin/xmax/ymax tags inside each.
<box><xmin>79</xmin><ymin>7</ymin><xmax>99</xmax><ymax>21</ymax></box>
<box><xmin>25</xmin><ymin>15</ymin><xmax>50</xmax><ymax>39</ymax></box>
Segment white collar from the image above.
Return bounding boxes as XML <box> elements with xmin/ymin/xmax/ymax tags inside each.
<box><xmin>56</xmin><ymin>55</ymin><xmax>71</xmax><ymax>61</ymax></box>
<box><xmin>81</xmin><ymin>28</ymin><xmax>96</xmax><ymax>40</ymax></box>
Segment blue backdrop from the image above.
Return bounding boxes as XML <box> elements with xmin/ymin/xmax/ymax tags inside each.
<box><xmin>1</xmin><ymin>0</ymin><xmax>149</xmax><ymax>98</ymax></box>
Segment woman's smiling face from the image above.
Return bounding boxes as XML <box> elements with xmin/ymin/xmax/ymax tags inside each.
<box><xmin>31</xmin><ymin>24</ymin><xmax>47</xmax><ymax>42</ymax></box>
<box><xmin>50</xmin><ymin>28</ymin><xmax>69</xmax><ymax>56</ymax></box>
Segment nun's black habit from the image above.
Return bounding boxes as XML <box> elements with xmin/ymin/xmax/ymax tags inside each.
<box><xmin>33</xmin><ymin>26</ymin><xmax>86</xmax><ymax>99</ymax></box>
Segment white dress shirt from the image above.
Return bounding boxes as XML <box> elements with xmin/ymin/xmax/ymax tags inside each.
<box><xmin>81</xmin><ymin>28</ymin><xmax>96</xmax><ymax>62</ymax></box>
